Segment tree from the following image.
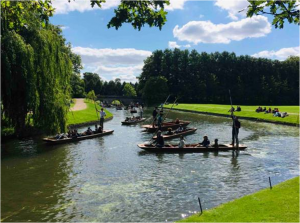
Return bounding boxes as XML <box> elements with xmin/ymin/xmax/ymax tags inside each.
<box><xmin>123</xmin><ymin>83</ymin><xmax>137</xmax><ymax>97</ymax></box>
<box><xmin>142</xmin><ymin>76</ymin><xmax>169</xmax><ymax>105</ymax></box>
<box><xmin>70</xmin><ymin>73</ymin><xmax>85</xmax><ymax>98</ymax></box>
<box><xmin>83</xmin><ymin>72</ymin><xmax>102</xmax><ymax>95</ymax></box>
<box><xmin>247</xmin><ymin>0</ymin><xmax>299</xmax><ymax>28</ymax></box>
<box><xmin>1</xmin><ymin>0</ymin><xmax>170</xmax><ymax>32</ymax></box>
<box><xmin>86</xmin><ymin>90</ymin><xmax>96</xmax><ymax>101</ymax></box>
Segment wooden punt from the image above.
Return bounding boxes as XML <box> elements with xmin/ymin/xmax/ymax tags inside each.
<box><xmin>137</xmin><ymin>143</ymin><xmax>247</xmax><ymax>153</ymax></box>
<box><xmin>116</xmin><ymin>107</ymin><xmax>123</xmax><ymax>110</ymax></box>
<box><xmin>142</xmin><ymin>121</ymin><xmax>191</xmax><ymax>133</ymax></box>
<box><xmin>152</xmin><ymin>128</ymin><xmax>197</xmax><ymax>140</ymax></box>
<box><xmin>130</xmin><ymin>109</ymin><xmax>137</xmax><ymax>113</ymax></box>
<box><xmin>43</xmin><ymin>130</ymin><xmax>114</xmax><ymax>145</ymax></box>
<box><xmin>121</xmin><ymin>118</ymin><xmax>146</xmax><ymax>125</ymax></box>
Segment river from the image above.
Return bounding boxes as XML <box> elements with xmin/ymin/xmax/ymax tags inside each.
<box><xmin>1</xmin><ymin>108</ymin><xmax>299</xmax><ymax>222</ymax></box>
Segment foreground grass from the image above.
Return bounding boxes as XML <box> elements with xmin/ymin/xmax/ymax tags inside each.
<box><xmin>165</xmin><ymin>104</ymin><xmax>299</xmax><ymax>125</ymax></box>
<box><xmin>67</xmin><ymin>100</ymin><xmax>113</xmax><ymax>126</ymax></box>
<box><xmin>180</xmin><ymin>177</ymin><xmax>299</xmax><ymax>222</ymax></box>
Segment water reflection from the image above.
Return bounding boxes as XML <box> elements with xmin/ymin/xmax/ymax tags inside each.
<box><xmin>1</xmin><ymin>108</ymin><xmax>299</xmax><ymax>222</ymax></box>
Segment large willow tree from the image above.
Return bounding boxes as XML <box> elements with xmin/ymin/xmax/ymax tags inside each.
<box><xmin>1</xmin><ymin>1</ymin><xmax>73</xmax><ymax>136</ymax></box>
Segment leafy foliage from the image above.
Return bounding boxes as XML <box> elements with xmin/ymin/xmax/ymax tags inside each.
<box><xmin>142</xmin><ymin>76</ymin><xmax>169</xmax><ymax>105</ymax></box>
<box><xmin>71</xmin><ymin>73</ymin><xmax>85</xmax><ymax>98</ymax></box>
<box><xmin>139</xmin><ymin>49</ymin><xmax>299</xmax><ymax>105</ymax></box>
<box><xmin>86</xmin><ymin>90</ymin><xmax>97</xmax><ymax>101</ymax></box>
<box><xmin>123</xmin><ymin>83</ymin><xmax>137</xmax><ymax>97</ymax></box>
<box><xmin>247</xmin><ymin>0</ymin><xmax>300</xmax><ymax>28</ymax></box>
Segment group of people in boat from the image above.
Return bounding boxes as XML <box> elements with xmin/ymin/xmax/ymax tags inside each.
<box><xmin>154</xmin><ymin>131</ymin><xmax>212</xmax><ymax>148</ymax></box>
<box><xmin>256</xmin><ymin>107</ymin><xmax>289</xmax><ymax>118</ymax></box>
<box><xmin>55</xmin><ymin>125</ymin><xmax>103</xmax><ymax>140</ymax></box>
<box><xmin>125</xmin><ymin>116</ymin><xmax>142</xmax><ymax>122</ymax></box>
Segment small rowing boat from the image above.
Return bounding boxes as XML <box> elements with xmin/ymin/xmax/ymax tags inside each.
<box><xmin>122</xmin><ymin>118</ymin><xmax>146</xmax><ymax>125</ymax></box>
<box><xmin>130</xmin><ymin>109</ymin><xmax>137</xmax><ymax>113</ymax></box>
<box><xmin>137</xmin><ymin>143</ymin><xmax>247</xmax><ymax>153</ymax></box>
<box><xmin>152</xmin><ymin>128</ymin><xmax>197</xmax><ymax>140</ymax></box>
<box><xmin>116</xmin><ymin>107</ymin><xmax>123</xmax><ymax>110</ymax></box>
<box><xmin>142</xmin><ymin>121</ymin><xmax>191</xmax><ymax>133</ymax></box>
<box><xmin>43</xmin><ymin>130</ymin><xmax>114</xmax><ymax>145</ymax></box>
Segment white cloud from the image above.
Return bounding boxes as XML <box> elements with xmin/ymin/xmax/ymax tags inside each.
<box><xmin>72</xmin><ymin>47</ymin><xmax>151</xmax><ymax>82</ymax></box>
<box><xmin>113</xmin><ymin>74</ymin><xmax>138</xmax><ymax>83</ymax></box>
<box><xmin>60</xmin><ymin>26</ymin><xmax>69</xmax><ymax>30</ymax></box>
<box><xmin>168</xmin><ymin>41</ymin><xmax>191</xmax><ymax>49</ymax></box>
<box><xmin>252</xmin><ymin>47</ymin><xmax>300</xmax><ymax>60</ymax></box>
<box><xmin>52</xmin><ymin>0</ymin><xmax>120</xmax><ymax>14</ymax></box>
<box><xmin>165</xmin><ymin>0</ymin><xmax>188</xmax><ymax>11</ymax></box>
<box><xmin>53</xmin><ymin>0</ymin><xmax>187</xmax><ymax>14</ymax></box>
<box><xmin>199</xmin><ymin>14</ymin><xmax>204</xmax><ymax>19</ymax></box>
<box><xmin>173</xmin><ymin>15</ymin><xmax>271</xmax><ymax>44</ymax></box>
<box><xmin>215</xmin><ymin>0</ymin><xmax>249</xmax><ymax>20</ymax></box>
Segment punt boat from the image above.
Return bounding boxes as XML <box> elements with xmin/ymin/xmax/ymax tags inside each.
<box><xmin>152</xmin><ymin>128</ymin><xmax>197</xmax><ymax>140</ymax></box>
<box><xmin>43</xmin><ymin>130</ymin><xmax>114</xmax><ymax>145</ymax></box>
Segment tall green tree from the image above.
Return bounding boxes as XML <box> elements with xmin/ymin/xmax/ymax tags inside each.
<box><xmin>83</xmin><ymin>72</ymin><xmax>103</xmax><ymax>95</ymax></box>
<box><xmin>142</xmin><ymin>76</ymin><xmax>169</xmax><ymax>105</ymax></box>
<box><xmin>123</xmin><ymin>83</ymin><xmax>137</xmax><ymax>97</ymax></box>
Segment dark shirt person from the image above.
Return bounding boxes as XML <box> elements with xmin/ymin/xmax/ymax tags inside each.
<box><xmin>200</xmin><ymin>136</ymin><xmax>210</xmax><ymax>147</ymax></box>
<box><xmin>157</xmin><ymin>113</ymin><xmax>163</xmax><ymax>130</ymax></box>
<box><xmin>231</xmin><ymin>115</ymin><xmax>241</xmax><ymax>146</ymax></box>
<box><xmin>152</xmin><ymin>107</ymin><xmax>158</xmax><ymax>127</ymax></box>
<box><xmin>155</xmin><ymin>131</ymin><xmax>164</xmax><ymax>147</ymax></box>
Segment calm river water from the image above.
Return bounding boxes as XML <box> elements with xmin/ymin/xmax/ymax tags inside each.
<box><xmin>1</xmin><ymin>108</ymin><xmax>299</xmax><ymax>222</ymax></box>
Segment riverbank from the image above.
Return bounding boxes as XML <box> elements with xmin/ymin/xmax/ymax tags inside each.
<box><xmin>164</xmin><ymin>104</ymin><xmax>299</xmax><ymax>126</ymax></box>
<box><xmin>67</xmin><ymin>99</ymin><xmax>113</xmax><ymax>127</ymax></box>
<box><xmin>180</xmin><ymin>176</ymin><xmax>299</xmax><ymax>222</ymax></box>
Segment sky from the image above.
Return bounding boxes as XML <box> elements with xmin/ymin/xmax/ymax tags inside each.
<box><xmin>50</xmin><ymin>0</ymin><xmax>300</xmax><ymax>83</ymax></box>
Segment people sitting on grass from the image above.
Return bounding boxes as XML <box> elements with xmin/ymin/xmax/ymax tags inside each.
<box><xmin>256</xmin><ymin>106</ymin><xmax>263</xmax><ymax>112</ymax></box>
<box><xmin>272</xmin><ymin>108</ymin><xmax>279</xmax><ymax>113</ymax></box>
<box><xmin>274</xmin><ymin>111</ymin><xmax>281</xmax><ymax>117</ymax></box>
<box><xmin>236</xmin><ymin>106</ymin><xmax>241</xmax><ymax>111</ymax></box>
<box><xmin>262</xmin><ymin>107</ymin><xmax>266</xmax><ymax>112</ymax></box>
<box><xmin>199</xmin><ymin>135</ymin><xmax>210</xmax><ymax>147</ymax></box>
<box><xmin>178</xmin><ymin>135</ymin><xmax>185</xmax><ymax>148</ymax></box>
<box><xmin>166</xmin><ymin>128</ymin><xmax>173</xmax><ymax>135</ymax></box>
<box><xmin>281</xmin><ymin>112</ymin><xmax>289</xmax><ymax>118</ymax></box>
<box><xmin>265</xmin><ymin>107</ymin><xmax>272</xmax><ymax>114</ymax></box>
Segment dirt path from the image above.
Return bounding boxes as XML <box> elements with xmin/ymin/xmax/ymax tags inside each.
<box><xmin>70</xmin><ymin>98</ymin><xmax>87</xmax><ymax>111</ymax></box>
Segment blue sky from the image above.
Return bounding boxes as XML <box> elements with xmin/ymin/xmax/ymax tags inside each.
<box><xmin>50</xmin><ymin>0</ymin><xmax>299</xmax><ymax>82</ymax></box>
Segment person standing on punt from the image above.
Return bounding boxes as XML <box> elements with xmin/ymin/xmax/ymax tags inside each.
<box><xmin>231</xmin><ymin>114</ymin><xmax>241</xmax><ymax>147</ymax></box>
<box><xmin>152</xmin><ymin>107</ymin><xmax>158</xmax><ymax>127</ymax></box>
<box><xmin>96</xmin><ymin>107</ymin><xmax>106</xmax><ymax>129</ymax></box>
<box><xmin>157</xmin><ymin>112</ymin><xmax>164</xmax><ymax>131</ymax></box>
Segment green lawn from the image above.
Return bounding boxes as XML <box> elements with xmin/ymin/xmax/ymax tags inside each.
<box><xmin>180</xmin><ymin>176</ymin><xmax>299</xmax><ymax>222</ymax></box>
<box><xmin>165</xmin><ymin>104</ymin><xmax>299</xmax><ymax>125</ymax></box>
<box><xmin>67</xmin><ymin>100</ymin><xmax>113</xmax><ymax>126</ymax></box>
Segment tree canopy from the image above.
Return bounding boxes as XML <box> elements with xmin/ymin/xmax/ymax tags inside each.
<box><xmin>246</xmin><ymin>0</ymin><xmax>299</xmax><ymax>28</ymax></box>
<box><xmin>139</xmin><ymin>49</ymin><xmax>299</xmax><ymax>105</ymax></box>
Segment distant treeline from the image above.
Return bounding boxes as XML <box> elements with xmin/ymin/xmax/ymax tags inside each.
<box><xmin>71</xmin><ymin>72</ymin><xmax>139</xmax><ymax>98</ymax></box>
<box><xmin>138</xmin><ymin>49</ymin><xmax>299</xmax><ymax>105</ymax></box>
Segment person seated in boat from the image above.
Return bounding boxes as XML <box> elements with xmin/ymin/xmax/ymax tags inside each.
<box><xmin>175</xmin><ymin>125</ymin><xmax>184</xmax><ymax>133</ymax></box>
<box><xmin>97</xmin><ymin>125</ymin><xmax>103</xmax><ymax>133</ymax></box>
<box><xmin>166</xmin><ymin>128</ymin><xmax>173</xmax><ymax>135</ymax></box>
<box><xmin>175</xmin><ymin>118</ymin><xmax>180</xmax><ymax>124</ymax></box>
<box><xmin>212</xmin><ymin>138</ymin><xmax>219</xmax><ymax>149</ymax></box>
<box><xmin>236</xmin><ymin>106</ymin><xmax>241</xmax><ymax>112</ymax></box>
<box><xmin>199</xmin><ymin>135</ymin><xmax>210</xmax><ymax>147</ymax></box>
<box><xmin>72</xmin><ymin>129</ymin><xmax>80</xmax><ymax>138</ymax></box>
<box><xmin>67</xmin><ymin>129</ymin><xmax>72</xmax><ymax>138</ymax></box>
<box><xmin>178</xmin><ymin>135</ymin><xmax>185</xmax><ymax>148</ymax></box>
<box><xmin>155</xmin><ymin>131</ymin><xmax>164</xmax><ymax>148</ymax></box>
<box><xmin>94</xmin><ymin>125</ymin><xmax>98</xmax><ymax>133</ymax></box>
<box><xmin>87</xmin><ymin>127</ymin><xmax>93</xmax><ymax>135</ymax></box>
<box><xmin>125</xmin><ymin>117</ymin><xmax>130</xmax><ymax>121</ymax></box>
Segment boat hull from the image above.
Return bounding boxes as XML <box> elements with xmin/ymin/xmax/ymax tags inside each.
<box><xmin>152</xmin><ymin>128</ymin><xmax>197</xmax><ymax>140</ymax></box>
<box><xmin>43</xmin><ymin>130</ymin><xmax>114</xmax><ymax>145</ymax></box>
<box><xmin>138</xmin><ymin>143</ymin><xmax>247</xmax><ymax>153</ymax></box>
<box><xmin>142</xmin><ymin>121</ymin><xmax>191</xmax><ymax>133</ymax></box>
<box><xmin>121</xmin><ymin>118</ymin><xmax>146</xmax><ymax>125</ymax></box>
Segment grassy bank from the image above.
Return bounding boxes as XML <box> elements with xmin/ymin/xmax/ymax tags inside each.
<box><xmin>165</xmin><ymin>104</ymin><xmax>299</xmax><ymax>125</ymax></box>
<box><xmin>67</xmin><ymin>100</ymin><xmax>113</xmax><ymax>126</ymax></box>
<box><xmin>180</xmin><ymin>176</ymin><xmax>299</xmax><ymax>222</ymax></box>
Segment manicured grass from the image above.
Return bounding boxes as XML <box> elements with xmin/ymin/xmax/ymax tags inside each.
<box><xmin>180</xmin><ymin>177</ymin><xmax>299</xmax><ymax>222</ymax></box>
<box><xmin>67</xmin><ymin>100</ymin><xmax>113</xmax><ymax>126</ymax></box>
<box><xmin>165</xmin><ymin>104</ymin><xmax>299</xmax><ymax>125</ymax></box>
